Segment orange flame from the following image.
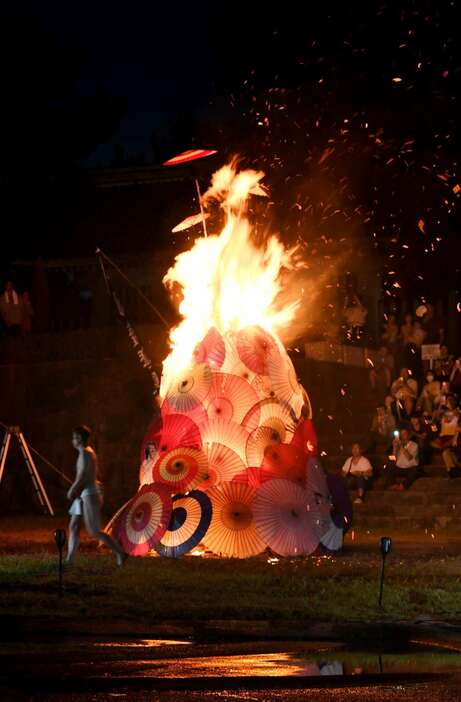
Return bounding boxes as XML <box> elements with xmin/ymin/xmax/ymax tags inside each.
<box><xmin>161</xmin><ymin>162</ymin><xmax>301</xmax><ymax>393</ymax></box>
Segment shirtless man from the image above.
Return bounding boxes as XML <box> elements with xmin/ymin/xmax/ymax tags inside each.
<box><xmin>66</xmin><ymin>425</ymin><xmax>127</xmax><ymax>566</ymax></box>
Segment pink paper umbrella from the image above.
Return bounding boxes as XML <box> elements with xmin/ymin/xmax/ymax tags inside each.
<box><xmin>236</xmin><ymin>326</ymin><xmax>278</xmax><ymax>375</ymax></box>
<box><xmin>199</xmin><ymin>419</ymin><xmax>250</xmax><ymax>463</ymax></box>
<box><xmin>266</xmin><ymin>350</ymin><xmax>305</xmax><ymax>416</ymax></box>
<box><xmin>246</xmin><ymin>425</ymin><xmax>283</xmax><ymax>467</ymax></box>
<box><xmin>193</xmin><ymin>327</ymin><xmax>226</xmax><ymax>369</ymax></box>
<box><xmin>200</xmin><ymin>442</ymin><xmax>246</xmax><ymax>490</ymax></box>
<box><xmin>141</xmin><ymin>413</ymin><xmax>202</xmax><ymax>461</ymax></box>
<box><xmin>203</xmin><ymin>372</ymin><xmax>259</xmax><ymax>424</ymax></box>
<box><xmin>253</xmin><ymin>479</ymin><xmax>320</xmax><ymax>556</ymax></box>
<box><xmin>113</xmin><ymin>484</ymin><xmax>172</xmax><ymax>556</ymax></box>
<box><xmin>242</xmin><ymin>398</ymin><xmax>296</xmax><ymax>441</ymax></box>
<box><xmin>261</xmin><ymin>443</ymin><xmax>306</xmax><ymax>485</ymax></box>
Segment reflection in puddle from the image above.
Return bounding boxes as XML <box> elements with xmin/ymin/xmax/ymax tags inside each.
<box><xmin>93</xmin><ymin>639</ymin><xmax>191</xmax><ymax>648</ymax></box>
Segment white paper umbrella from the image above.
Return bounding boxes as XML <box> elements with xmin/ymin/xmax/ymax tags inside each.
<box><xmin>164</xmin><ymin>363</ymin><xmax>212</xmax><ymax>413</ymax></box>
<box><xmin>246</xmin><ymin>425</ymin><xmax>282</xmax><ymax>467</ymax></box>
<box><xmin>200</xmin><ymin>442</ymin><xmax>246</xmax><ymax>490</ymax></box>
<box><xmin>253</xmin><ymin>479</ymin><xmax>320</xmax><ymax>556</ymax></box>
<box><xmin>242</xmin><ymin>398</ymin><xmax>296</xmax><ymax>441</ymax></box>
<box><xmin>156</xmin><ymin>490</ymin><xmax>212</xmax><ymax>557</ymax></box>
<box><xmin>199</xmin><ymin>419</ymin><xmax>250</xmax><ymax>463</ymax></box>
<box><xmin>266</xmin><ymin>350</ymin><xmax>305</xmax><ymax>415</ymax></box>
<box><xmin>204</xmin><ymin>482</ymin><xmax>265</xmax><ymax>558</ymax></box>
<box><xmin>193</xmin><ymin>327</ymin><xmax>226</xmax><ymax>369</ymax></box>
<box><xmin>203</xmin><ymin>372</ymin><xmax>259</xmax><ymax>424</ymax></box>
<box><xmin>236</xmin><ymin>326</ymin><xmax>279</xmax><ymax>375</ymax></box>
<box><xmin>320</xmin><ymin>522</ymin><xmax>343</xmax><ymax>552</ymax></box>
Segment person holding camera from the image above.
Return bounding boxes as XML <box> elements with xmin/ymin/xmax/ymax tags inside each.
<box><xmin>387</xmin><ymin>428</ymin><xmax>419</xmax><ymax>491</ymax></box>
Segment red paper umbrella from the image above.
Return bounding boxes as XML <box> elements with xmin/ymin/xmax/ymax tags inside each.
<box><xmin>163</xmin><ymin>149</ymin><xmax>217</xmax><ymax>166</ymax></box>
<box><xmin>113</xmin><ymin>484</ymin><xmax>172</xmax><ymax>556</ymax></box>
<box><xmin>242</xmin><ymin>398</ymin><xmax>296</xmax><ymax>441</ymax></box>
<box><xmin>290</xmin><ymin>418</ymin><xmax>318</xmax><ymax>457</ymax></box>
<box><xmin>141</xmin><ymin>413</ymin><xmax>202</xmax><ymax>459</ymax></box>
<box><xmin>262</xmin><ymin>443</ymin><xmax>306</xmax><ymax>484</ymax></box>
<box><xmin>203</xmin><ymin>372</ymin><xmax>259</xmax><ymax>424</ymax></box>
<box><xmin>236</xmin><ymin>326</ymin><xmax>278</xmax><ymax>375</ymax></box>
<box><xmin>193</xmin><ymin>327</ymin><xmax>226</xmax><ymax>369</ymax></box>
<box><xmin>153</xmin><ymin>447</ymin><xmax>208</xmax><ymax>493</ymax></box>
<box><xmin>172</xmin><ymin>212</ymin><xmax>209</xmax><ymax>233</ymax></box>
<box><xmin>246</xmin><ymin>425</ymin><xmax>282</xmax><ymax>467</ymax></box>
<box><xmin>266</xmin><ymin>350</ymin><xmax>304</xmax><ymax>412</ymax></box>
<box><xmin>232</xmin><ymin>466</ymin><xmax>275</xmax><ymax>488</ymax></box>
<box><xmin>200</xmin><ymin>442</ymin><xmax>246</xmax><ymax>490</ymax></box>
<box><xmin>204</xmin><ymin>482</ymin><xmax>265</xmax><ymax>558</ymax></box>
<box><xmin>200</xmin><ymin>419</ymin><xmax>250</xmax><ymax>462</ymax></box>
<box><xmin>253</xmin><ymin>479</ymin><xmax>319</xmax><ymax>556</ymax></box>
<box><xmin>164</xmin><ymin>363</ymin><xmax>212</xmax><ymax>413</ymax></box>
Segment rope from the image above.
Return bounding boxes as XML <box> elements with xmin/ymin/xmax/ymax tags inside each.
<box><xmin>95</xmin><ymin>248</ymin><xmax>170</xmax><ymax>329</ymax></box>
<box><xmin>0</xmin><ymin>420</ymin><xmax>72</xmax><ymax>484</ymax></box>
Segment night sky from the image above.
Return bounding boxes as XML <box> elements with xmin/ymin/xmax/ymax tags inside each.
<box><xmin>1</xmin><ymin>1</ymin><xmax>460</xmax><ymax>299</ymax></box>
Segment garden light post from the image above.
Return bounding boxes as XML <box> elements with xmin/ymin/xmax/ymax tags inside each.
<box><xmin>378</xmin><ymin>536</ymin><xmax>392</xmax><ymax>607</ymax></box>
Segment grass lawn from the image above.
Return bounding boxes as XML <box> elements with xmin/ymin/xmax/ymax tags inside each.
<box><xmin>1</xmin><ymin>516</ymin><xmax>461</xmax><ymax>626</ymax></box>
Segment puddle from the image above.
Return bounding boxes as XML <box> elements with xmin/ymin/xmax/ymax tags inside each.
<box><xmin>133</xmin><ymin>648</ymin><xmax>461</xmax><ymax>678</ymax></box>
<box><xmin>92</xmin><ymin>639</ymin><xmax>191</xmax><ymax>648</ymax></box>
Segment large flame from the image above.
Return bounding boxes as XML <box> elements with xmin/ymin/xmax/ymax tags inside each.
<box><xmin>161</xmin><ymin>162</ymin><xmax>301</xmax><ymax>393</ymax></box>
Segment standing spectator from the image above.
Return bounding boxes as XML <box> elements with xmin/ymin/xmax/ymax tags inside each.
<box><xmin>21</xmin><ymin>291</ymin><xmax>34</xmax><ymax>334</ymax></box>
<box><xmin>341</xmin><ymin>442</ymin><xmax>373</xmax><ymax>504</ymax></box>
<box><xmin>343</xmin><ymin>293</ymin><xmax>367</xmax><ymax>342</ymax></box>
<box><xmin>0</xmin><ymin>281</ymin><xmax>23</xmax><ymax>335</ymax></box>
<box><xmin>382</xmin><ymin>314</ymin><xmax>400</xmax><ymax>353</ymax></box>
<box><xmin>400</xmin><ymin>313</ymin><xmax>414</xmax><ymax>347</ymax></box>
<box><xmin>391</xmin><ymin>368</ymin><xmax>418</xmax><ymax>418</ymax></box>
<box><xmin>387</xmin><ymin>428</ymin><xmax>419</xmax><ymax>490</ymax></box>
<box><xmin>417</xmin><ymin>371</ymin><xmax>441</xmax><ymax>415</ymax></box>
<box><xmin>370</xmin><ymin>404</ymin><xmax>396</xmax><ymax>452</ymax></box>
<box><xmin>449</xmin><ymin>358</ymin><xmax>461</xmax><ymax>399</ymax></box>
<box><xmin>369</xmin><ymin>346</ymin><xmax>394</xmax><ymax>394</ymax></box>
<box><xmin>422</xmin><ymin>303</ymin><xmax>444</xmax><ymax>345</ymax></box>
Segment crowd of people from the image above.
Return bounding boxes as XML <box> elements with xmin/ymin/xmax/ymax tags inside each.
<box><xmin>342</xmin><ymin>304</ymin><xmax>461</xmax><ymax>502</ymax></box>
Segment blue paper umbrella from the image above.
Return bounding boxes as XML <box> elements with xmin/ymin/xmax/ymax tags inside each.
<box><xmin>156</xmin><ymin>490</ymin><xmax>212</xmax><ymax>558</ymax></box>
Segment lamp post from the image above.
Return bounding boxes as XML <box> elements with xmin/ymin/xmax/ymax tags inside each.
<box><xmin>54</xmin><ymin>529</ymin><xmax>66</xmax><ymax>595</ymax></box>
<box><xmin>378</xmin><ymin>536</ymin><xmax>392</xmax><ymax>607</ymax></box>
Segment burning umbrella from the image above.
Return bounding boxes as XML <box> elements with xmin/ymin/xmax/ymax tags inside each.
<box><xmin>141</xmin><ymin>413</ymin><xmax>202</xmax><ymax>458</ymax></box>
<box><xmin>253</xmin><ymin>479</ymin><xmax>319</xmax><ymax>556</ymax></box>
<box><xmin>172</xmin><ymin>212</ymin><xmax>209</xmax><ymax>234</ymax></box>
<box><xmin>113</xmin><ymin>484</ymin><xmax>172</xmax><ymax>556</ymax></box>
<box><xmin>153</xmin><ymin>446</ymin><xmax>208</xmax><ymax>493</ymax></box>
<box><xmin>164</xmin><ymin>363</ymin><xmax>213</xmax><ymax>413</ymax></box>
<box><xmin>156</xmin><ymin>490</ymin><xmax>212</xmax><ymax>558</ymax></box>
<box><xmin>200</xmin><ymin>442</ymin><xmax>246</xmax><ymax>489</ymax></box>
<box><xmin>204</xmin><ymin>482</ymin><xmax>265</xmax><ymax>558</ymax></box>
<box><xmin>203</xmin><ymin>372</ymin><xmax>259</xmax><ymax>424</ymax></box>
<box><xmin>199</xmin><ymin>419</ymin><xmax>250</xmax><ymax>463</ymax></box>
<box><xmin>246</xmin><ymin>425</ymin><xmax>283</xmax><ymax>467</ymax></box>
<box><xmin>236</xmin><ymin>326</ymin><xmax>278</xmax><ymax>375</ymax></box>
<box><xmin>193</xmin><ymin>327</ymin><xmax>226</xmax><ymax>369</ymax></box>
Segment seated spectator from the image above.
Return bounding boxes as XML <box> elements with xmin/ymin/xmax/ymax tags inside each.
<box><xmin>370</xmin><ymin>404</ymin><xmax>396</xmax><ymax>452</ymax></box>
<box><xmin>431</xmin><ymin>395</ymin><xmax>460</xmax><ymax>450</ymax></box>
<box><xmin>0</xmin><ymin>281</ymin><xmax>23</xmax><ymax>335</ymax></box>
<box><xmin>449</xmin><ymin>359</ymin><xmax>461</xmax><ymax>399</ymax></box>
<box><xmin>417</xmin><ymin>371</ymin><xmax>441</xmax><ymax>415</ymax></box>
<box><xmin>387</xmin><ymin>428</ymin><xmax>419</xmax><ymax>491</ymax></box>
<box><xmin>409</xmin><ymin>414</ymin><xmax>430</xmax><ymax>467</ymax></box>
<box><xmin>341</xmin><ymin>442</ymin><xmax>373</xmax><ymax>504</ymax></box>
<box><xmin>369</xmin><ymin>346</ymin><xmax>394</xmax><ymax>394</ymax></box>
<box><xmin>391</xmin><ymin>368</ymin><xmax>418</xmax><ymax>418</ymax></box>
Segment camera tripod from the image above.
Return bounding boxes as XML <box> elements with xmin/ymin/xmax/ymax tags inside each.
<box><xmin>0</xmin><ymin>426</ymin><xmax>54</xmax><ymax>516</ymax></box>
